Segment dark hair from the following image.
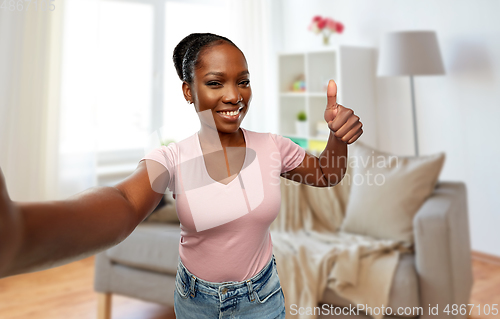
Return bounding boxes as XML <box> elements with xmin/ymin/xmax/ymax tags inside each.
<box><xmin>172</xmin><ymin>33</ymin><xmax>241</xmax><ymax>84</ymax></box>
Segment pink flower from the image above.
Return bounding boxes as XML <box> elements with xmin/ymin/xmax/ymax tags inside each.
<box><xmin>309</xmin><ymin>15</ymin><xmax>344</xmax><ymax>37</ymax></box>
<box><xmin>335</xmin><ymin>21</ymin><xmax>344</xmax><ymax>33</ymax></box>
<box><xmin>308</xmin><ymin>22</ymin><xmax>320</xmax><ymax>34</ymax></box>
<box><xmin>325</xmin><ymin>18</ymin><xmax>336</xmax><ymax>31</ymax></box>
<box><xmin>312</xmin><ymin>15</ymin><xmax>322</xmax><ymax>23</ymax></box>
<box><xmin>317</xmin><ymin>18</ymin><xmax>327</xmax><ymax>30</ymax></box>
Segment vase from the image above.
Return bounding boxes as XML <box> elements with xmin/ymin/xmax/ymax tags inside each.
<box><xmin>295</xmin><ymin>121</ymin><xmax>308</xmax><ymax>137</ymax></box>
<box><xmin>322</xmin><ymin>34</ymin><xmax>330</xmax><ymax>46</ymax></box>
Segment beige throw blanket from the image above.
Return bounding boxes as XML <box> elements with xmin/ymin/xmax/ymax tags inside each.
<box><xmin>270</xmin><ymin>177</ymin><xmax>412</xmax><ymax>319</ymax></box>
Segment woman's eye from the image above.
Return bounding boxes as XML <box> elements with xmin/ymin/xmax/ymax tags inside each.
<box><xmin>207</xmin><ymin>81</ymin><xmax>221</xmax><ymax>86</ymax></box>
<box><xmin>240</xmin><ymin>80</ymin><xmax>250</xmax><ymax>86</ymax></box>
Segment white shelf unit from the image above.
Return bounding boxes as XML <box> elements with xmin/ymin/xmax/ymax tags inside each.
<box><xmin>277</xmin><ymin>46</ymin><xmax>377</xmax><ymax>154</ymax></box>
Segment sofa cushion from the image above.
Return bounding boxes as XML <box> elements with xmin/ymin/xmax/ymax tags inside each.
<box><xmin>320</xmin><ymin>253</ymin><xmax>419</xmax><ymax>318</ymax></box>
<box><xmin>106</xmin><ymin>223</ymin><xmax>181</xmax><ymax>275</ymax></box>
<box><xmin>340</xmin><ymin>141</ymin><xmax>445</xmax><ymax>246</ymax></box>
<box><xmin>144</xmin><ymin>191</ymin><xmax>179</xmax><ymax>224</ymax></box>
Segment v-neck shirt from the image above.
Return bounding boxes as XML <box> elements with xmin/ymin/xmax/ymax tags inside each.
<box><xmin>196</xmin><ymin>128</ymin><xmax>247</xmax><ymax>186</ymax></box>
<box><xmin>139</xmin><ymin>128</ymin><xmax>306</xmax><ymax>282</ymax></box>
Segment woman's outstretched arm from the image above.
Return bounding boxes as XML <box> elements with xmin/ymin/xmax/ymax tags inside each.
<box><xmin>0</xmin><ymin>160</ymin><xmax>169</xmax><ymax>278</ymax></box>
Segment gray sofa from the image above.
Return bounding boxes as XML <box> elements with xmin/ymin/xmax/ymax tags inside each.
<box><xmin>94</xmin><ymin>181</ymin><xmax>473</xmax><ymax>319</ymax></box>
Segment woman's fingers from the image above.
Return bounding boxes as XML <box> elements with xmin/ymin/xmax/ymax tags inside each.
<box><xmin>326</xmin><ymin>104</ymin><xmax>363</xmax><ymax>144</ymax></box>
<box><xmin>347</xmin><ymin>130</ymin><xmax>363</xmax><ymax>144</ymax></box>
<box><xmin>341</xmin><ymin>123</ymin><xmax>363</xmax><ymax>144</ymax></box>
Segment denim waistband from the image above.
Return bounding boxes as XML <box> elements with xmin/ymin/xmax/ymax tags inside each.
<box><xmin>176</xmin><ymin>254</ymin><xmax>276</xmax><ymax>298</ymax></box>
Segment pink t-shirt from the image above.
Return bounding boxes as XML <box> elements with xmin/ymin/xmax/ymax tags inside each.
<box><xmin>139</xmin><ymin>128</ymin><xmax>306</xmax><ymax>282</ymax></box>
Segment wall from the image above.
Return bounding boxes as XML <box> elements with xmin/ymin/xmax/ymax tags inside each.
<box><xmin>275</xmin><ymin>0</ymin><xmax>500</xmax><ymax>257</ymax></box>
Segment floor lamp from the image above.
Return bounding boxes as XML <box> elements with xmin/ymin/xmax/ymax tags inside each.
<box><xmin>377</xmin><ymin>31</ymin><xmax>445</xmax><ymax>156</ymax></box>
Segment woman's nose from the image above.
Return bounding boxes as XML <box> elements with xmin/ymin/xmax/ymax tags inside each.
<box><xmin>222</xmin><ymin>85</ymin><xmax>242</xmax><ymax>104</ymax></box>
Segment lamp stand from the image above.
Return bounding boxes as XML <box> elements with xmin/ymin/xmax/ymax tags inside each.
<box><xmin>410</xmin><ymin>75</ymin><xmax>419</xmax><ymax>157</ymax></box>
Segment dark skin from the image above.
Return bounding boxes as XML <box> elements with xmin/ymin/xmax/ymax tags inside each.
<box><xmin>0</xmin><ymin>42</ymin><xmax>362</xmax><ymax>278</ymax></box>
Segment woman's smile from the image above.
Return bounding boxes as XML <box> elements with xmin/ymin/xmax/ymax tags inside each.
<box><xmin>216</xmin><ymin>105</ymin><xmax>245</xmax><ymax>122</ymax></box>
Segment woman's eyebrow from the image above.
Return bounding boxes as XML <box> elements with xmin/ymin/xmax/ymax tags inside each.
<box><xmin>204</xmin><ymin>70</ymin><xmax>250</xmax><ymax>77</ymax></box>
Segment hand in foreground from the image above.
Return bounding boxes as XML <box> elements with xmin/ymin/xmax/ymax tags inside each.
<box><xmin>323</xmin><ymin>79</ymin><xmax>363</xmax><ymax>144</ymax></box>
<box><xmin>0</xmin><ymin>166</ymin><xmax>23</xmax><ymax>277</ymax></box>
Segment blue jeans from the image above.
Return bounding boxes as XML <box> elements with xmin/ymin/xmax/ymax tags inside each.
<box><xmin>174</xmin><ymin>254</ymin><xmax>286</xmax><ymax>319</ymax></box>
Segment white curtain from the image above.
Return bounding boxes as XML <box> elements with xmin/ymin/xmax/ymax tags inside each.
<box><xmin>0</xmin><ymin>5</ymin><xmax>65</xmax><ymax>201</ymax></box>
<box><xmin>0</xmin><ymin>0</ymin><xmax>102</xmax><ymax>202</ymax></box>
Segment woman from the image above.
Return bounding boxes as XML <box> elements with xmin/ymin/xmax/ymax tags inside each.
<box><xmin>0</xmin><ymin>33</ymin><xmax>362</xmax><ymax>318</ymax></box>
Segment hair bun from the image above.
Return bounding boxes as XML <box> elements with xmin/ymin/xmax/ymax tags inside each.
<box><xmin>172</xmin><ymin>33</ymin><xmax>239</xmax><ymax>84</ymax></box>
<box><xmin>172</xmin><ymin>33</ymin><xmax>201</xmax><ymax>81</ymax></box>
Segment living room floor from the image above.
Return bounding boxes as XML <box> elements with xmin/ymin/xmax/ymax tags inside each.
<box><xmin>0</xmin><ymin>256</ymin><xmax>499</xmax><ymax>319</ymax></box>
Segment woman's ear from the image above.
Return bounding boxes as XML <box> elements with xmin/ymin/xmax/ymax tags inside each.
<box><xmin>182</xmin><ymin>81</ymin><xmax>193</xmax><ymax>104</ymax></box>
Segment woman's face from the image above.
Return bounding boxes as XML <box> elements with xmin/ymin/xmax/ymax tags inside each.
<box><xmin>183</xmin><ymin>42</ymin><xmax>252</xmax><ymax>133</ymax></box>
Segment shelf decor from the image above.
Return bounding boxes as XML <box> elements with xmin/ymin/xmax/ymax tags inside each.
<box><xmin>286</xmin><ymin>136</ymin><xmax>308</xmax><ymax>149</ymax></box>
<box><xmin>308</xmin><ymin>139</ymin><xmax>328</xmax><ymax>156</ymax></box>
<box><xmin>278</xmin><ymin>46</ymin><xmax>377</xmax><ymax>151</ymax></box>
<box><xmin>316</xmin><ymin>121</ymin><xmax>330</xmax><ymax>140</ymax></box>
<box><xmin>295</xmin><ymin>111</ymin><xmax>308</xmax><ymax>136</ymax></box>
<box><xmin>291</xmin><ymin>74</ymin><xmax>306</xmax><ymax>92</ymax></box>
<box><xmin>308</xmin><ymin>15</ymin><xmax>344</xmax><ymax>46</ymax></box>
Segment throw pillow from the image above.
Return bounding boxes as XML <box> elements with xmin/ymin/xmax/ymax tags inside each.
<box><xmin>144</xmin><ymin>191</ymin><xmax>179</xmax><ymax>223</ymax></box>
<box><xmin>340</xmin><ymin>141</ymin><xmax>445</xmax><ymax>246</ymax></box>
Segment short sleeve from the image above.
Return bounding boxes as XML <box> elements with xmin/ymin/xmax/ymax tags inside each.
<box><xmin>269</xmin><ymin>133</ymin><xmax>306</xmax><ymax>174</ymax></box>
<box><xmin>139</xmin><ymin>142</ymin><xmax>177</xmax><ymax>194</ymax></box>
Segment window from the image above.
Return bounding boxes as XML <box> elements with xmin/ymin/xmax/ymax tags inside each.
<box><xmin>95</xmin><ymin>1</ymin><xmax>153</xmax><ymax>152</ymax></box>
<box><xmin>60</xmin><ymin>0</ymin><xmax>153</xmax><ymax>154</ymax></box>
<box><xmin>60</xmin><ymin>0</ymin><xmax>235</xmax><ymax>186</ymax></box>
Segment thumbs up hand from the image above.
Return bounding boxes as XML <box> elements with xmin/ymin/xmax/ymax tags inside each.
<box><xmin>323</xmin><ymin>80</ymin><xmax>363</xmax><ymax>144</ymax></box>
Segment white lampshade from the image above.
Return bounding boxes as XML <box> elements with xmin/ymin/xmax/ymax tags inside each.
<box><xmin>377</xmin><ymin>31</ymin><xmax>445</xmax><ymax>77</ymax></box>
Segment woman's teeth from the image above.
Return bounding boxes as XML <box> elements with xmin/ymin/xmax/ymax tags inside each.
<box><xmin>218</xmin><ymin>108</ymin><xmax>243</xmax><ymax>116</ymax></box>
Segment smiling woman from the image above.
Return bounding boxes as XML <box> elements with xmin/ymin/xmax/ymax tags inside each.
<box><xmin>0</xmin><ymin>31</ymin><xmax>361</xmax><ymax>319</ymax></box>
<box><xmin>139</xmin><ymin>33</ymin><xmax>289</xmax><ymax>318</ymax></box>
<box><xmin>133</xmin><ymin>32</ymin><xmax>361</xmax><ymax>318</ymax></box>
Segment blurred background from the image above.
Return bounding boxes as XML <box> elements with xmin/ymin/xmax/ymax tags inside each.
<box><xmin>0</xmin><ymin>0</ymin><xmax>499</xmax><ymax>265</ymax></box>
